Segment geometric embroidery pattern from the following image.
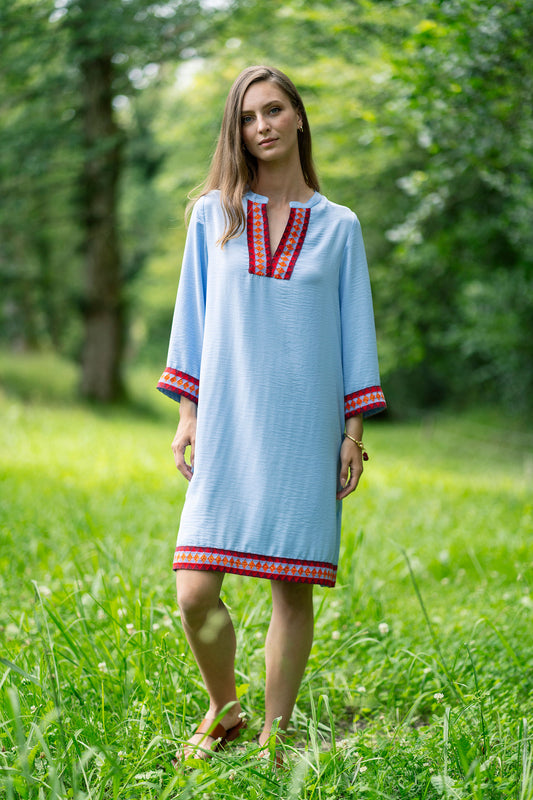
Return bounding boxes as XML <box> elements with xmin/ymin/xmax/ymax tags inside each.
<box><xmin>345</xmin><ymin>386</ymin><xmax>386</xmax><ymax>418</ymax></box>
<box><xmin>173</xmin><ymin>545</ymin><xmax>336</xmax><ymax>587</ymax></box>
<box><xmin>157</xmin><ymin>367</ymin><xmax>199</xmax><ymax>403</ymax></box>
<box><xmin>247</xmin><ymin>200</ymin><xmax>310</xmax><ymax>280</ymax></box>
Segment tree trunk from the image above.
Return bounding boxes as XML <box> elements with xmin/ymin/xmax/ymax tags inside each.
<box><xmin>79</xmin><ymin>52</ymin><xmax>125</xmax><ymax>402</ymax></box>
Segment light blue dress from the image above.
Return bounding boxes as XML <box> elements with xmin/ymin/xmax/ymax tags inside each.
<box><xmin>158</xmin><ymin>190</ymin><xmax>386</xmax><ymax>586</ymax></box>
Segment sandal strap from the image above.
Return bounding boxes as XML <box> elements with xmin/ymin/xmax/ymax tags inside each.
<box><xmin>196</xmin><ymin>718</ymin><xmax>227</xmax><ymax>740</ymax></box>
<box><xmin>195</xmin><ymin>716</ymin><xmax>246</xmax><ymax>745</ymax></box>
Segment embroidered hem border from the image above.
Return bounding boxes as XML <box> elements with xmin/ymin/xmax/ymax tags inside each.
<box><xmin>173</xmin><ymin>545</ymin><xmax>337</xmax><ymax>587</ymax></box>
<box><xmin>157</xmin><ymin>367</ymin><xmax>199</xmax><ymax>403</ymax></box>
<box><xmin>345</xmin><ymin>386</ymin><xmax>386</xmax><ymax>418</ymax></box>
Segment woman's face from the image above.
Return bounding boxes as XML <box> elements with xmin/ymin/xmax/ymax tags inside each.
<box><xmin>240</xmin><ymin>80</ymin><xmax>302</xmax><ymax>164</ymax></box>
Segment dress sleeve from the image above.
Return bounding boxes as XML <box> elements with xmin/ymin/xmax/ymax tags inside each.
<box><xmin>157</xmin><ymin>198</ymin><xmax>207</xmax><ymax>404</ymax></box>
<box><xmin>340</xmin><ymin>215</ymin><xmax>386</xmax><ymax>419</ymax></box>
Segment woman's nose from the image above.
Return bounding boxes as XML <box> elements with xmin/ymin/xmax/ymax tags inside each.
<box><xmin>257</xmin><ymin>114</ymin><xmax>270</xmax><ymax>133</ymax></box>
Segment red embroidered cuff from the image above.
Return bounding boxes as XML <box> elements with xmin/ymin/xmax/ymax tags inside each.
<box><xmin>157</xmin><ymin>368</ymin><xmax>199</xmax><ymax>403</ymax></box>
<box><xmin>345</xmin><ymin>386</ymin><xmax>386</xmax><ymax>418</ymax></box>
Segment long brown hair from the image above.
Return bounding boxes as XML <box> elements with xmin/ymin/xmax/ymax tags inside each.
<box><xmin>187</xmin><ymin>66</ymin><xmax>320</xmax><ymax>247</ymax></box>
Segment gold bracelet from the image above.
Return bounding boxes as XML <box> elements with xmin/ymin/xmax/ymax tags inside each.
<box><xmin>344</xmin><ymin>432</ymin><xmax>369</xmax><ymax>461</ymax></box>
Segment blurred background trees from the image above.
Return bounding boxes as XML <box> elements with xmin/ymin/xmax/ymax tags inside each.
<box><xmin>1</xmin><ymin>0</ymin><xmax>531</xmax><ymax>413</ymax></box>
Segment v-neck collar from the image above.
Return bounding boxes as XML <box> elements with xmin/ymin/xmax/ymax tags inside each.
<box><xmin>246</xmin><ymin>195</ymin><xmax>313</xmax><ymax>280</ymax></box>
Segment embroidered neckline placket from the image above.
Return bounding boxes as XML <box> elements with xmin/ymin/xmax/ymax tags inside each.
<box><xmin>247</xmin><ymin>199</ymin><xmax>311</xmax><ymax>280</ymax></box>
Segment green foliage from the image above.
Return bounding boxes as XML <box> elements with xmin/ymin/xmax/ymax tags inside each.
<box><xmin>378</xmin><ymin>0</ymin><xmax>533</xmax><ymax>410</ymax></box>
<box><xmin>1</xmin><ymin>353</ymin><xmax>532</xmax><ymax>798</ymax></box>
<box><xmin>1</xmin><ymin>0</ymin><xmax>532</xmax><ymax>409</ymax></box>
<box><xmin>0</xmin><ymin>0</ymin><xmax>225</xmax><ymax>365</ymax></box>
<box><xmin>0</xmin><ymin>0</ymin><xmax>83</xmax><ymax>351</ymax></box>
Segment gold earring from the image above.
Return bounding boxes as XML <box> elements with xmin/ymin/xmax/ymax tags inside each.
<box><xmin>298</xmin><ymin>123</ymin><xmax>303</xmax><ymax>132</ymax></box>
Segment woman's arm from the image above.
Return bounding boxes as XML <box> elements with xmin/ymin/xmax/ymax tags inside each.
<box><xmin>171</xmin><ymin>396</ymin><xmax>198</xmax><ymax>481</ymax></box>
<box><xmin>336</xmin><ymin>413</ymin><xmax>364</xmax><ymax>500</ymax></box>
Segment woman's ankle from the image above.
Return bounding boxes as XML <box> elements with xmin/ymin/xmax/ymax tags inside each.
<box><xmin>207</xmin><ymin>700</ymin><xmax>242</xmax><ymax>729</ymax></box>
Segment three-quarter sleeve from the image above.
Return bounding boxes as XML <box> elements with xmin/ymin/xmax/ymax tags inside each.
<box><xmin>340</xmin><ymin>215</ymin><xmax>386</xmax><ymax>418</ymax></box>
<box><xmin>157</xmin><ymin>198</ymin><xmax>207</xmax><ymax>404</ymax></box>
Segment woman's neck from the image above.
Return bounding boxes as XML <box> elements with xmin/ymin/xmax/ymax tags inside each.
<box><xmin>251</xmin><ymin>161</ymin><xmax>314</xmax><ymax>206</ymax></box>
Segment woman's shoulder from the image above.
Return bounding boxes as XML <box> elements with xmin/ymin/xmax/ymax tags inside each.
<box><xmin>190</xmin><ymin>190</ymin><xmax>222</xmax><ymax>215</ymax></box>
<box><xmin>317</xmin><ymin>194</ymin><xmax>360</xmax><ymax>230</ymax></box>
<box><xmin>201</xmin><ymin>189</ymin><xmax>222</xmax><ymax>205</ymax></box>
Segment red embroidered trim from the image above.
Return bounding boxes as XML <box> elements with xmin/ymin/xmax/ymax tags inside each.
<box><xmin>273</xmin><ymin>207</ymin><xmax>310</xmax><ymax>280</ymax></box>
<box><xmin>247</xmin><ymin>200</ymin><xmax>310</xmax><ymax>281</ymax></box>
<box><xmin>247</xmin><ymin>201</ymin><xmax>268</xmax><ymax>276</ymax></box>
<box><xmin>345</xmin><ymin>386</ymin><xmax>386</xmax><ymax>417</ymax></box>
<box><xmin>157</xmin><ymin>367</ymin><xmax>199</xmax><ymax>402</ymax></box>
<box><xmin>173</xmin><ymin>545</ymin><xmax>336</xmax><ymax>587</ymax></box>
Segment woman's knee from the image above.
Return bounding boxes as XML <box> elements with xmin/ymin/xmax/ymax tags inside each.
<box><xmin>176</xmin><ymin>570</ymin><xmax>223</xmax><ymax>627</ymax></box>
<box><xmin>271</xmin><ymin>580</ymin><xmax>314</xmax><ymax>618</ymax></box>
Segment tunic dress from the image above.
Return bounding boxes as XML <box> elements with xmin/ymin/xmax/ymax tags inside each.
<box><xmin>158</xmin><ymin>189</ymin><xmax>386</xmax><ymax>587</ymax></box>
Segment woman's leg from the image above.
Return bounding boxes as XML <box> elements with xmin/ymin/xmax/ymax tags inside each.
<box><xmin>259</xmin><ymin>580</ymin><xmax>314</xmax><ymax>746</ymax></box>
<box><xmin>176</xmin><ymin>570</ymin><xmax>242</xmax><ymax>748</ymax></box>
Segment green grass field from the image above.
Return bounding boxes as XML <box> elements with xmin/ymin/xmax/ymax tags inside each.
<box><xmin>1</xmin><ymin>352</ymin><xmax>532</xmax><ymax>799</ymax></box>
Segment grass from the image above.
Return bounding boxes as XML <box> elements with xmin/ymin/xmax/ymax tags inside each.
<box><xmin>1</xmin><ymin>350</ymin><xmax>532</xmax><ymax>799</ymax></box>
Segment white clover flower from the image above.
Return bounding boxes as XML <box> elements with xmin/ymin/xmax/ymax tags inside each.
<box><xmin>356</xmin><ymin>685</ymin><xmax>366</xmax><ymax>693</ymax></box>
<box><xmin>98</xmin><ymin>662</ymin><xmax>107</xmax><ymax>672</ymax></box>
<box><xmin>337</xmin><ymin>739</ymin><xmax>350</xmax><ymax>750</ymax></box>
<box><xmin>359</xmin><ymin>765</ymin><xmax>368</xmax><ymax>773</ymax></box>
<box><xmin>378</xmin><ymin>622</ymin><xmax>389</xmax><ymax>636</ymax></box>
<box><xmin>126</xmin><ymin>623</ymin><xmax>135</xmax><ymax>634</ymax></box>
<box><xmin>332</xmin><ymin>630</ymin><xmax>341</xmax><ymax>640</ymax></box>
<box><xmin>433</xmin><ymin>692</ymin><xmax>444</xmax><ymax>703</ymax></box>
<box><xmin>30</xmin><ymin>705</ymin><xmax>37</xmax><ymax>713</ymax></box>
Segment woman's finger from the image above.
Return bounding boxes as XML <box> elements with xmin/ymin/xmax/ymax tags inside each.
<box><xmin>336</xmin><ymin>445</ymin><xmax>363</xmax><ymax>500</ymax></box>
<box><xmin>172</xmin><ymin>436</ymin><xmax>193</xmax><ymax>480</ymax></box>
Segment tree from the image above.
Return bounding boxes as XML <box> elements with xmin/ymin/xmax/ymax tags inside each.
<box><xmin>1</xmin><ymin>0</ymin><xmax>226</xmax><ymax>401</ymax></box>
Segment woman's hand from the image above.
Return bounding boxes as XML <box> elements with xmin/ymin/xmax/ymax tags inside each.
<box><xmin>336</xmin><ymin>413</ymin><xmax>364</xmax><ymax>500</ymax></box>
<box><xmin>171</xmin><ymin>397</ymin><xmax>197</xmax><ymax>481</ymax></box>
<box><xmin>336</xmin><ymin>437</ymin><xmax>363</xmax><ymax>500</ymax></box>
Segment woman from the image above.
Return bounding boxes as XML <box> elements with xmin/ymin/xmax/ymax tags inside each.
<box><xmin>157</xmin><ymin>65</ymin><xmax>386</xmax><ymax>761</ymax></box>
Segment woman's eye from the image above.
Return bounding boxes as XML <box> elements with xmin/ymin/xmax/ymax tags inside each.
<box><xmin>242</xmin><ymin>115</ymin><xmax>253</xmax><ymax>125</ymax></box>
<box><xmin>269</xmin><ymin>106</ymin><xmax>281</xmax><ymax>115</ymax></box>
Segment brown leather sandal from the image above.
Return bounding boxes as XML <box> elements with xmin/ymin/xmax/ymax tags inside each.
<box><xmin>173</xmin><ymin>715</ymin><xmax>247</xmax><ymax>764</ymax></box>
<box><xmin>195</xmin><ymin>716</ymin><xmax>247</xmax><ymax>750</ymax></box>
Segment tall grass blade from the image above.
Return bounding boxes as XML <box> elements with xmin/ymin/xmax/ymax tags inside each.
<box><xmin>0</xmin><ymin>657</ymin><xmax>40</xmax><ymax>686</ymax></box>
<box><xmin>401</xmin><ymin>548</ymin><xmax>462</xmax><ymax>703</ymax></box>
<box><xmin>464</xmin><ymin>643</ymin><xmax>488</xmax><ymax>758</ymax></box>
